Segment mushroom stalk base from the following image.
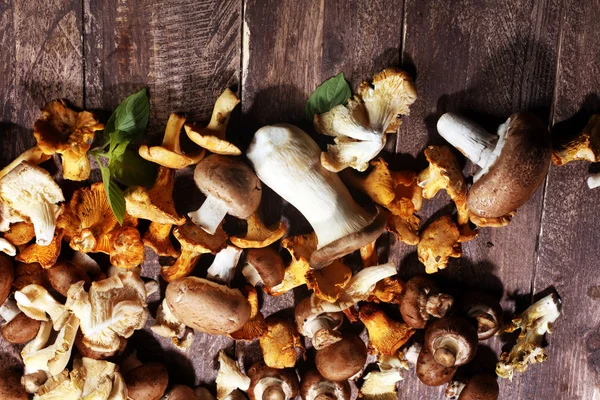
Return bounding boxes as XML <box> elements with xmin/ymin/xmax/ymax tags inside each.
<box><xmin>588</xmin><ymin>173</ymin><xmax>600</xmax><ymax>189</ymax></box>
<box><xmin>188</xmin><ymin>194</ymin><xmax>229</xmax><ymax>235</ymax></box>
<box><xmin>0</xmin><ymin>298</ymin><xmax>20</xmax><ymax>323</ymax></box>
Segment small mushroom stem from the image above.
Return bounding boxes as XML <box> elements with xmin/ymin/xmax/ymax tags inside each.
<box><xmin>207</xmin><ymin>245</ymin><xmax>243</xmax><ymax>286</ymax></box>
<box><xmin>30</xmin><ymin>201</ymin><xmax>58</xmax><ymax>246</ymax></box>
<box><xmin>205</xmin><ymin>88</ymin><xmax>239</xmax><ymax>139</ymax></box>
<box><xmin>303</xmin><ymin>317</ymin><xmax>334</xmax><ymax>338</ymax></box>
<box><xmin>0</xmin><ymin>298</ymin><xmax>20</xmax><ymax>323</ymax></box>
<box><xmin>433</xmin><ymin>339</ymin><xmax>460</xmax><ymax>368</ymax></box>
<box><xmin>0</xmin><ymin>238</ymin><xmax>16</xmax><ymax>256</ymax></box>
<box><xmin>163</xmin><ymin>113</ymin><xmax>186</xmax><ymax>153</ymax></box>
<box><xmin>588</xmin><ymin>173</ymin><xmax>600</xmax><ymax>189</ymax></box>
<box><xmin>188</xmin><ymin>194</ymin><xmax>230</xmax><ymax>235</ymax></box>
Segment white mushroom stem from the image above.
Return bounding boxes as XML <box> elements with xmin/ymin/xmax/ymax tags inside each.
<box><xmin>188</xmin><ymin>195</ymin><xmax>230</xmax><ymax>235</ymax></box>
<box><xmin>207</xmin><ymin>245</ymin><xmax>243</xmax><ymax>286</ymax></box>
<box><xmin>241</xmin><ymin>263</ymin><xmax>262</xmax><ymax>286</ymax></box>
<box><xmin>307</xmin><ymin>381</ymin><xmax>343</xmax><ymax>400</ymax></box>
<box><xmin>0</xmin><ymin>298</ymin><xmax>21</xmax><ymax>323</ymax></box>
<box><xmin>0</xmin><ymin>238</ymin><xmax>16</xmax><ymax>256</ymax></box>
<box><xmin>303</xmin><ymin>317</ymin><xmax>336</xmax><ymax>338</ymax></box>
<box><xmin>145</xmin><ymin>280</ymin><xmax>160</xmax><ymax>297</ymax></box>
<box><xmin>254</xmin><ymin>377</ymin><xmax>293</xmax><ymax>400</ymax></box>
<box><xmin>588</xmin><ymin>173</ymin><xmax>600</xmax><ymax>189</ymax></box>
<box><xmin>437</xmin><ymin>113</ymin><xmax>509</xmax><ymax>181</ymax></box>
<box><xmin>247</xmin><ymin>124</ymin><xmax>372</xmax><ymax>248</ymax></box>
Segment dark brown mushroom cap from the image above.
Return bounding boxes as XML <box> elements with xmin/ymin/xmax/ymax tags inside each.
<box><xmin>0</xmin><ymin>254</ymin><xmax>14</xmax><ymax>305</ymax></box>
<box><xmin>300</xmin><ymin>369</ymin><xmax>350</xmax><ymax>400</ymax></box>
<box><xmin>1</xmin><ymin>312</ymin><xmax>40</xmax><ymax>344</ymax></box>
<box><xmin>247</xmin><ymin>362</ymin><xmax>299</xmax><ymax>400</ymax></box>
<box><xmin>166</xmin><ymin>277</ymin><xmax>251</xmax><ymax>335</ymax></box>
<box><xmin>458</xmin><ymin>374</ymin><xmax>499</xmax><ymax>400</ymax></box>
<box><xmin>0</xmin><ymin>369</ymin><xmax>27</xmax><ymax>400</ymax></box>
<box><xmin>310</xmin><ymin>207</ymin><xmax>388</xmax><ymax>270</ymax></box>
<box><xmin>315</xmin><ymin>334</ymin><xmax>367</xmax><ymax>381</ymax></box>
<box><xmin>164</xmin><ymin>385</ymin><xmax>202</xmax><ymax>400</ymax></box>
<box><xmin>399</xmin><ymin>275</ymin><xmax>439</xmax><ymax>329</ymax></box>
<box><xmin>416</xmin><ymin>346</ymin><xmax>457</xmax><ymax>386</ymax></box>
<box><xmin>459</xmin><ymin>292</ymin><xmax>503</xmax><ymax>340</ymax></box>
<box><xmin>124</xmin><ymin>363</ymin><xmax>169</xmax><ymax>400</ymax></box>
<box><xmin>193</xmin><ymin>154</ymin><xmax>262</xmax><ymax>219</ymax></box>
<box><xmin>425</xmin><ymin>317</ymin><xmax>478</xmax><ymax>367</ymax></box>
<box><xmin>246</xmin><ymin>247</ymin><xmax>285</xmax><ymax>288</ymax></box>
<box><xmin>468</xmin><ymin>111</ymin><xmax>551</xmax><ymax>218</ymax></box>
<box><xmin>47</xmin><ymin>260</ymin><xmax>91</xmax><ymax>297</ymax></box>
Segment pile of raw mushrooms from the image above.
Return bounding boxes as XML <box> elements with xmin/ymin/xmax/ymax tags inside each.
<box><xmin>4</xmin><ymin>66</ymin><xmax>597</xmax><ymax>400</ymax></box>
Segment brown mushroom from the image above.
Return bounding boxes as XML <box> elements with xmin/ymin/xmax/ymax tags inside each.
<box><xmin>0</xmin><ymin>255</ymin><xmax>13</xmax><ymax>305</ymax></box>
<box><xmin>416</xmin><ymin>346</ymin><xmax>457</xmax><ymax>386</ymax></box>
<box><xmin>124</xmin><ymin>363</ymin><xmax>169</xmax><ymax>400</ymax></box>
<box><xmin>459</xmin><ymin>292</ymin><xmax>503</xmax><ymax>340</ymax></box>
<box><xmin>247</xmin><ymin>362</ymin><xmax>299</xmax><ymax>400</ymax></box>
<box><xmin>437</xmin><ymin>112</ymin><xmax>551</xmax><ymax>218</ymax></box>
<box><xmin>188</xmin><ymin>154</ymin><xmax>262</xmax><ymax>235</ymax></box>
<box><xmin>0</xmin><ymin>369</ymin><xmax>27</xmax><ymax>400</ymax></box>
<box><xmin>1</xmin><ymin>311</ymin><xmax>40</xmax><ymax>344</ymax></box>
<box><xmin>46</xmin><ymin>259</ymin><xmax>91</xmax><ymax>297</ymax></box>
<box><xmin>399</xmin><ymin>276</ymin><xmax>454</xmax><ymax>329</ymax></box>
<box><xmin>164</xmin><ymin>385</ymin><xmax>205</xmax><ymax>400</ymax></box>
<box><xmin>74</xmin><ymin>331</ymin><xmax>127</xmax><ymax>360</ymax></box>
<box><xmin>300</xmin><ymin>369</ymin><xmax>350</xmax><ymax>400</ymax></box>
<box><xmin>424</xmin><ymin>317</ymin><xmax>478</xmax><ymax>368</ymax></box>
<box><xmin>295</xmin><ymin>297</ymin><xmax>343</xmax><ymax>350</ymax></box>
<box><xmin>165</xmin><ymin>276</ymin><xmax>251</xmax><ymax>335</ymax></box>
<box><xmin>243</xmin><ymin>247</ymin><xmax>286</xmax><ymax>289</ymax></box>
<box><xmin>315</xmin><ymin>334</ymin><xmax>367</xmax><ymax>381</ymax></box>
<box><xmin>447</xmin><ymin>374</ymin><xmax>500</xmax><ymax>400</ymax></box>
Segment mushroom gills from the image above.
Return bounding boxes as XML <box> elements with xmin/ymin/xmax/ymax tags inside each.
<box><xmin>189</xmin><ymin>195</ymin><xmax>231</xmax><ymax>235</ymax></box>
<box><xmin>254</xmin><ymin>377</ymin><xmax>294</xmax><ymax>400</ymax></box>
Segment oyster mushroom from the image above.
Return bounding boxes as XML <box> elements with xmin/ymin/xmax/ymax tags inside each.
<box><xmin>358</xmin><ymin>303</ymin><xmax>415</xmax><ymax>356</ymax></box>
<box><xmin>242</xmin><ymin>247</ymin><xmax>286</xmax><ymax>289</ymax></box>
<box><xmin>416</xmin><ymin>346</ymin><xmax>457</xmax><ymax>387</ymax></box>
<box><xmin>459</xmin><ymin>292</ymin><xmax>503</xmax><ymax>340</ymax></box>
<box><xmin>216</xmin><ymin>351</ymin><xmax>251</xmax><ymax>400</ymax></box>
<box><xmin>424</xmin><ymin>317</ymin><xmax>479</xmax><ymax>368</ymax></box>
<box><xmin>315</xmin><ymin>334</ymin><xmax>367</xmax><ymax>381</ymax></box>
<box><xmin>295</xmin><ymin>297</ymin><xmax>344</xmax><ymax>350</ymax></box>
<box><xmin>0</xmin><ymin>162</ymin><xmax>64</xmax><ymax>246</ymax></box>
<box><xmin>399</xmin><ymin>275</ymin><xmax>454</xmax><ymax>329</ymax></box>
<box><xmin>300</xmin><ymin>369</ymin><xmax>350</xmax><ymax>400</ymax></box>
<box><xmin>0</xmin><ymin>238</ymin><xmax>16</xmax><ymax>257</ymax></box>
<box><xmin>124</xmin><ymin>363</ymin><xmax>169</xmax><ymax>400</ymax></box>
<box><xmin>0</xmin><ymin>146</ymin><xmax>51</xmax><ymax>181</ymax></box>
<box><xmin>33</xmin><ymin>99</ymin><xmax>104</xmax><ymax>181</ymax></box>
<box><xmin>185</xmin><ymin>88</ymin><xmax>241</xmax><ymax>155</ymax></box>
<box><xmin>247</xmin><ymin>124</ymin><xmax>387</xmax><ymax>269</ymax></box>
<box><xmin>437</xmin><ymin>112</ymin><xmax>551</xmax><ymax>218</ymax></box>
<box><xmin>188</xmin><ymin>154</ymin><xmax>262</xmax><ymax>235</ymax></box>
<box><xmin>14</xmin><ymin>284</ymin><xmax>69</xmax><ymax>330</ymax></box>
<box><xmin>247</xmin><ymin>362</ymin><xmax>299</xmax><ymax>400</ymax></box>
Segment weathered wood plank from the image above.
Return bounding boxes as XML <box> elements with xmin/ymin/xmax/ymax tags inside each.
<box><xmin>0</xmin><ymin>0</ymin><xmax>83</xmax><ymax>370</ymax></box>
<box><xmin>84</xmin><ymin>0</ymin><xmax>242</xmax><ymax>386</ymax></box>
<box><xmin>525</xmin><ymin>1</ymin><xmax>600</xmax><ymax>398</ymax></box>
<box><xmin>396</xmin><ymin>1</ymin><xmax>562</xmax><ymax>398</ymax></box>
<box><xmin>239</xmin><ymin>0</ymin><xmax>403</xmax><ymax>384</ymax></box>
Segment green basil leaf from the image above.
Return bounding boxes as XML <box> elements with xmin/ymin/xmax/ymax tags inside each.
<box><xmin>99</xmin><ymin>164</ymin><xmax>126</xmax><ymax>225</ymax></box>
<box><xmin>111</xmin><ymin>149</ymin><xmax>157</xmax><ymax>187</ymax></box>
<box><xmin>305</xmin><ymin>72</ymin><xmax>352</xmax><ymax>120</ymax></box>
<box><xmin>105</xmin><ymin>88</ymin><xmax>150</xmax><ymax>146</ymax></box>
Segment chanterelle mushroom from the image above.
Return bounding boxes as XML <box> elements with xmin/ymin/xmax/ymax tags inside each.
<box><xmin>189</xmin><ymin>154</ymin><xmax>262</xmax><ymax>235</ymax></box>
<box><xmin>418</xmin><ymin>215</ymin><xmax>463</xmax><ymax>274</ymax></box>
<box><xmin>185</xmin><ymin>88</ymin><xmax>241</xmax><ymax>155</ymax></box>
<box><xmin>33</xmin><ymin>99</ymin><xmax>104</xmax><ymax>181</ymax></box>
<box><xmin>66</xmin><ymin>272</ymin><xmax>148</xmax><ymax>353</ymax></box>
<box><xmin>247</xmin><ymin>124</ymin><xmax>387</xmax><ymax>269</ymax></box>
<box><xmin>247</xmin><ymin>362</ymin><xmax>299</xmax><ymax>400</ymax></box>
<box><xmin>552</xmin><ymin>114</ymin><xmax>600</xmax><ymax>166</ymax></box>
<box><xmin>437</xmin><ymin>112</ymin><xmax>551</xmax><ymax>218</ymax></box>
<box><xmin>0</xmin><ymin>162</ymin><xmax>64</xmax><ymax>246</ymax></box>
<box><xmin>314</xmin><ymin>68</ymin><xmax>417</xmax><ymax>172</ymax></box>
<box><xmin>496</xmin><ymin>292</ymin><xmax>561</xmax><ymax>380</ymax></box>
<box><xmin>295</xmin><ymin>297</ymin><xmax>343</xmax><ymax>350</ymax></box>
<box><xmin>260</xmin><ymin>316</ymin><xmax>305</xmax><ymax>369</ymax></box>
<box><xmin>300</xmin><ymin>369</ymin><xmax>350</xmax><ymax>400</ymax></box>
<box><xmin>358</xmin><ymin>303</ymin><xmax>415</xmax><ymax>356</ymax></box>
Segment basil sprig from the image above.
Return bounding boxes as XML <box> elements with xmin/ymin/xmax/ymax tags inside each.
<box><xmin>305</xmin><ymin>72</ymin><xmax>352</xmax><ymax>120</ymax></box>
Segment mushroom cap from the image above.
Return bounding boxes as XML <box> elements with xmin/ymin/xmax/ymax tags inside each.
<box><xmin>165</xmin><ymin>385</ymin><xmax>203</xmax><ymax>400</ymax></box>
<box><xmin>424</xmin><ymin>317</ymin><xmax>478</xmax><ymax>367</ymax></box>
<box><xmin>0</xmin><ymin>369</ymin><xmax>27</xmax><ymax>400</ymax></box>
<box><xmin>245</xmin><ymin>247</ymin><xmax>285</xmax><ymax>288</ymax></box>
<box><xmin>459</xmin><ymin>292</ymin><xmax>503</xmax><ymax>340</ymax></box>
<box><xmin>124</xmin><ymin>363</ymin><xmax>169</xmax><ymax>400</ymax></box>
<box><xmin>47</xmin><ymin>260</ymin><xmax>91</xmax><ymax>297</ymax></box>
<box><xmin>0</xmin><ymin>254</ymin><xmax>13</xmax><ymax>305</ymax></box>
<box><xmin>166</xmin><ymin>277</ymin><xmax>251</xmax><ymax>335</ymax></box>
<box><xmin>294</xmin><ymin>297</ymin><xmax>343</xmax><ymax>345</ymax></box>
<box><xmin>193</xmin><ymin>155</ymin><xmax>262</xmax><ymax>219</ymax></box>
<box><xmin>74</xmin><ymin>331</ymin><xmax>126</xmax><ymax>360</ymax></box>
<box><xmin>399</xmin><ymin>275</ymin><xmax>438</xmax><ymax>329</ymax></box>
<box><xmin>300</xmin><ymin>369</ymin><xmax>350</xmax><ymax>400</ymax></box>
<box><xmin>458</xmin><ymin>374</ymin><xmax>499</xmax><ymax>400</ymax></box>
<box><xmin>315</xmin><ymin>334</ymin><xmax>367</xmax><ymax>381</ymax></box>
<box><xmin>1</xmin><ymin>312</ymin><xmax>41</xmax><ymax>344</ymax></box>
<box><xmin>309</xmin><ymin>206</ymin><xmax>388</xmax><ymax>270</ymax></box>
<box><xmin>416</xmin><ymin>346</ymin><xmax>457</xmax><ymax>386</ymax></box>
<box><xmin>247</xmin><ymin>362</ymin><xmax>299</xmax><ymax>400</ymax></box>
<box><xmin>468</xmin><ymin>112</ymin><xmax>551</xmax><ymax>218</ymax></box>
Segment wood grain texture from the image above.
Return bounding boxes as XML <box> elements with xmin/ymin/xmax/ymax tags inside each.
<box><xmin>84</xmin><ymin>0</ymin><xmax>242</xmax><ymax>385</ymax></box>
<box><xmin>0</xmin><ymin>0</ymin><xmax>83</xmax><ymax>370</ymax></box>
<box><xmin>524</xmin><ymin>1</ymin><xmax>600</xmax><ymax>399</ymax></box>
<box><xmin>396</xmin><ymin>1</ymin><xmax>562</xmax><ymax>398</ymax></box>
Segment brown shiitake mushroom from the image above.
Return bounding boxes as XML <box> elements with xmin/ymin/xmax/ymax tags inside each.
<box><xmin>446</xmin><ymin>374</ymin><xmax>500</xmax><ymax>400</ymax></box>
<box><xmin>300</xmin><ymin>369</ymin><xmax>350</xmax><ymax>400</ymax></box>
<box><xmin>243</xmin><ymin>247</ymin><xmax>286</xmax><ymax>289</ymax></box>
<box><xmin>399</xmin><ymin>276</ymin><xmax>454</xmax><ymax>329</ymax></box>
<box><xmin>164</xmin><ymin>385</ymin><xmax>205</xmax><ymax>400</ymax></box>
<box><xmin>295</xmin><ymin>297</ymin><xmax>343</xmax><ymax>350</ymax></box>
<box><xmin>315</xmin><ymin>334</ymin><xmax>367</xmax><ymax>381</ymax></box>
<box><xmin>416</xmin><ymin>346</ymin><xmax>457</xmax><ymax>386</ymax></box>
<box><xmin>459</xmin><ymin>292</ymin><xmax>503</xmax><ymax>340</ymax></box>
<box><xmin>0</xmin><ymin>255</ymin><xmax>13</xmax><ymax>305</ymax></box>
<box><xmin>247</xmin><ymin>362</ymin><xmax>299</xmax><ymax>400</ymax></box>
<box><xmin>47</xmin><ymin>259</ymin><xmax>91</xmax><ymax>297</ymax></box>
<box><xmin>124</xmin><ymin>363</ymin><xmax>169</xmax><ymax>400</ymax></box>
<box><xmin>1</xmin><ymin>312</ymin><xmax>40</xmax><ymax>344</ymax></box>
<box><xmin>166</xmin><ymin>277</ymin><xmax>251</xmax><ymax>335</ymax></box>
<box><xmin>424</xmin><ymin>317</ymin><xmax>478</xmax><ymax>368</ymax></box>
<box><xmin>0</xmin><ymin>369</ymin><xmax>27</xmax><ymax>400</ymax></box>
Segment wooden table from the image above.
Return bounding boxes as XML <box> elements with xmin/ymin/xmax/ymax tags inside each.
<box><xmin>1</xmin><ymin>0</ymin><xmax>599</xmax><ymax>399</ymax></box>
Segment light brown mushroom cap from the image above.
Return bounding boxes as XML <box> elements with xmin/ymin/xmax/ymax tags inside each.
<box><xmin>74</xmin><ymin>331</ymin><xmax>126</xmax><ymax>360</ymax></box>
<box><xmin>400</xmin><ymin>275</ymin><xmax>454</xmax><ymax>329</ymax></box>
<box><xmin>315</xmin><ymin>334</ymin><xmax>367</xmax><ymax>381</ymax></box>
<box><xmin>124</xmin><ymin>363</ymin><xmax>169</xmax><ymax>400</ymax></box>
<box><xmin>0</xmin><ymin>255</ymin><xmax>13</xmax><ymax>305</ymax></box>
<box><xmin>1</xmin><ymin>312</ymin><xmax>40</xmax><ymax>344</ymax></box>
<box><xmin>458</xmin><ymin>374</ymin><xmax>500</xmax><ymax>400</ymax></box>
<box><xmin>247</xmin><ymin>362</ymin><xmax>299</xmax><ymax>400</ymax></box>
<box><xmin>416</xmin><ymin>346</ymin><xmax>457</xmax><ymax>386</ymax></box>
<box><xmin>165</xmin><ymin>385</ymin><xmax>204</xmax><ymax>400</ymax></box>
<box><xmin>424</xmin><ymin>317</ymin><xmax>478</xmax><ymax>368</ymax></box>
<box><xmin>0</xmin><ymin>369</ymin><xmax>27</xmax><ymax>400</ymax></box>
<box><xmin>47</xmin><ymin>260</ymin><xmax>91</xmax><ymax>297</ymax></box>
<box><xmin>300</xmin><ymin>369</ymin><xmax>350</xmax><ymax>400</ymax></box>
<box><xmin>243</xmin><ymin>247</ymin><xmax>285</xmax><ymax>288</ymax></box>
<box><xmin>194</xmin><ymin>155</ymin><xmax>262</xmax><ymax>219</ymax></box>
<box><xmin>166</xmin><ymin>277</ymin><xmax>251</xmax><ymax>335</ymax></box>
<box><xmin>468</xmin><ymin>112</ymin><xmax>551</xmax><ymax>218</ymax></box>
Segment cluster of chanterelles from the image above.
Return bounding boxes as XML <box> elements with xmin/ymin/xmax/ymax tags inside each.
<box><xmin>0</xmin><ymin>68</ymin><xmax>563</xmax><ymax>400</ymax></box>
